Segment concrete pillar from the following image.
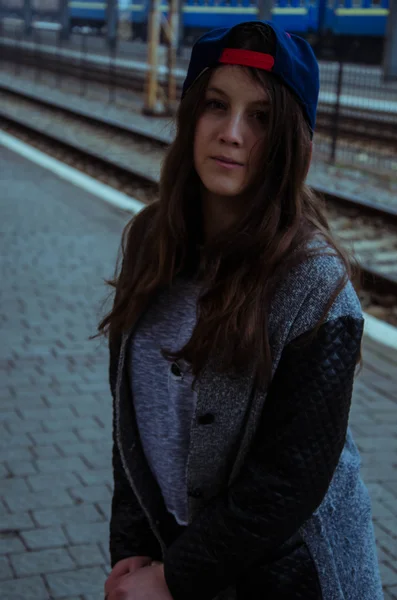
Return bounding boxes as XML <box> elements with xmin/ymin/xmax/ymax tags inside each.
<box><xmin>59</xmin><ymin>0</ymin><xmax>70</xmax><ymax>41</ymax></box>
<box><xmin>23</xmin><ymin>0</ymin><xmax>32</xmax><ymax>35</ymax></box>
<box><xmin>143</xmin><ymin>0</ymin><xmax>163</xmax><ymax>114</ymax></box>
<box><xmin>383</xmin><ymin>0</ymin><xmax>397</xmax><ymax>80</ymax></box>
<box><xmin>257</xmin><ymin>0</ymin><xmax>273</xmax><ymax>22</ymax></box>
<box><xmin>106</xmin><ymin>0</ymin><xmax>118</xmax><ymax>50</ymax></box>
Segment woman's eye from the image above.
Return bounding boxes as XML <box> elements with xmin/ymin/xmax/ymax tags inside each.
<box><xmin>252</xmin><ymin>111</ymin><xmax>270</xmax><ymax>125</ymax></box>
<box><xmin>205</xmin><ymin>99</ymin><xmax>226</xmax><ymax>111</ymax></box>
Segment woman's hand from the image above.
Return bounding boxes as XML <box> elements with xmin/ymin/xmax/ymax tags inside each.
<box><xmin>106</xmin><ymin>562</ymin><xmax>172</xmax><ymax>600</ymax></box>
<box><xmin>104</xmin><ymin>556</ymin><xmax>152</xmax><ymax>599</ymax></box>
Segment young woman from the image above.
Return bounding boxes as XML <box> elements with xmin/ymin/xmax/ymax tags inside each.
<box><xmin>99</xmin><ymin>20</ymin><xmax>384</xmax><ymax>600</ymax></box>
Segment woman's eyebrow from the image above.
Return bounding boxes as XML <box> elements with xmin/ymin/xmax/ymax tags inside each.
<box><xmin>206</xmin><ymin>87</ymin><xmax>270</xmax><ymax>107</ymax></box>
<box><xmin>250</xmin><ymin>99</ymin><xmax>270</xmax><ymax>108</ymax></box>
<box><xmin>206</xmin><ymin>86</ymin><xmax>229</xmax><ymax>97</ymax></box>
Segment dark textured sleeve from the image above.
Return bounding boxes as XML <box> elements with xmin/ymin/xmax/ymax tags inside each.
<box><xmin>163</xmin><ymin>315</ymin><xmax>364</xmax><ymax>600</ymax></box>
<box><xmin>108</xmin><ymin>332</ymin><xmax>161</xmax><ymax>567</ymax></box>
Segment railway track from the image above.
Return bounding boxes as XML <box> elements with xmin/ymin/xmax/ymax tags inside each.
<box><xmin>1</xmin><ymin>38</ymin><xmax>396</xmax><ymax>152</ymax></box>
<box><xmin>1</xmin><ymin>84</ymin><xmax>396</xmax><ymax>325</ymax></box>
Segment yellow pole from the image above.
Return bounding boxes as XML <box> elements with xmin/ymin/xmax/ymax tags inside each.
<box><xmin>143</xmin><ymin>0</ymin><xmax>163</xmax><ymax>114</ymax></box>
<box><xmin>166</xmin><ymin>0</ymin><xmax>179</xmax><ymax>113</ymax></box>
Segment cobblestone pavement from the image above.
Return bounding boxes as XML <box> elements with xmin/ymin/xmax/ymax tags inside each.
<box><xmin>0</xmin><ymin>144</ymin><xmax>397</xmax><ymax>599</ymax></box>
<box><xmin>0</xmin><ymin>144</ymin><xmax>128</xmax><ymax>599</ymax></box>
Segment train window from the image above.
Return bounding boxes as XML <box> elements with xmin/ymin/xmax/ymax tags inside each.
<box><xmin>352</xmin><ymin>0</ymin><xmax>361</xmax><ymax>7</ymax></box>
<box><xmin>371</xmin><ymin>0</ymin><xmax>381</xmax><ymax>5</ymax></box>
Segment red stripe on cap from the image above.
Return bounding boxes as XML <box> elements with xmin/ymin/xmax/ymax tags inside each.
<box><xmin>219</xmin><ymin>48</ymin><xmax>274</xmax><ymax>71</ymax></box>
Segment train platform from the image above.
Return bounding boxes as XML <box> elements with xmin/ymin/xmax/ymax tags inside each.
<box><xmin>0</xmin><ymin>127</ymin><xmax>397</xmax><ymax>598</ymax></box>
<box><xmin>1</xmin><ymin>27</ymin><xmax>397</xmax><ymax>113</ymax></box>
<box><xmin>0</xmin><ymin>67</ymin><xmax>396</xmax><ymax>209</ymax></box>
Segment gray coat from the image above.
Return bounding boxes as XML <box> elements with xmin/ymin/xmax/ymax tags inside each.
<box><xmin>109</xmin><ymin>252</ymin><xmax>384</xmax><ymax>600</ymax></box>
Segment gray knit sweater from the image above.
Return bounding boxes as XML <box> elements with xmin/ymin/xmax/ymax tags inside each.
<box><xmin>109</xmin><ymin>249</ymin><xmax>384</xmax><ymax>600</ymax></box>
<box><xmin>129</xmin><ymin>278</ymin><xmax>200</xmax><ymax>525</ymax></box>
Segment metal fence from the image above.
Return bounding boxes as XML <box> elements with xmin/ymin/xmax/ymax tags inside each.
<box><xmin>315</xmin><ymin>60</ymin><xmax>397</xmax><ymax>175</ymax></box>
<box><xmin>0</xmin><ymin>14</ymin><xmax>127</xmax><ymax>101</ymax></box>
<box><xmin>0</xmin><ymin>2</ymin><xmax>396</xmax><ymax>176</ymax></box>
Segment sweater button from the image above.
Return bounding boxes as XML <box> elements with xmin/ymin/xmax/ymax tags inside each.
<box><xmin>188</xmin><ymin>487</ymin><xmax>202</xmax><ymax>499</ymax></box>
<box><xmin>198</xmin><ymin>413</ymin><xmax>214</xmax><ymax>425</ymax></box>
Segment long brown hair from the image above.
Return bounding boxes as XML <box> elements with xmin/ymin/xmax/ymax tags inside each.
<box><xmin>94</xmin><ymin>22</ymin><xmax>360</xmax><ymax>390</ymax></box>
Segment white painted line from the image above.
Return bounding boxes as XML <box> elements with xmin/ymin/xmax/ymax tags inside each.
<box><xmin>1</xmin><ymin>130</ymin><xmax>397</xmax><ymax>351</ymax></box>
<box><xmin>319</xmin><ymin>90</ymin><xmax>397</xmax><ymax>113</ymax></box>
<box><xmin>1</xmin><ymin>17</ymin><xmax>24</xmax><ymax>26</ymax></box>
<box><xmin>0</xmin><ymin>130</ymin><xmax>145</xmax><ymax>215</ymax></box>
<box><xmin>32</xmin><ymin>21</ymin><xmax>62</xmax><ymax>31</ymax></box>
<box><xmin>363</xmin><ymin>312</ymin><xmax>397</xmax><ymax>351</ymax></box>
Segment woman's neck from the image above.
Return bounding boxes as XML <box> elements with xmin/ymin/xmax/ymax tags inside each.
<box><xmin>201</xmin><ymin>191</ymin><xmax>245</xmax><ymax>241</ymax></box>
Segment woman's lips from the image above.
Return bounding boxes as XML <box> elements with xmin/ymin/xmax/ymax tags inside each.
<box><xmin>211</xmin><ymin>156</ymin><xmax>244</xmax><ymax>169</ymax></box>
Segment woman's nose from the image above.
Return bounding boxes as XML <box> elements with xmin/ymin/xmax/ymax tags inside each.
<box><xmin>219</xmin><ymin>113</ymin><xmax>244</xmax><ymax>146</ymax></box>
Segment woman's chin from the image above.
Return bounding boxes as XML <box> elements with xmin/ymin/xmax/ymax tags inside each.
<box><xmin>203</xmin><ymin>182</ymin><xmax>243</xmax><ymax>199</ymax></box>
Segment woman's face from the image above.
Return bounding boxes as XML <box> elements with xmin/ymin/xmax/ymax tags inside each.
<box><xmin>193</xmin><ymin>65</ymin><xmax>270</xmax><ymax>200</ymax></box>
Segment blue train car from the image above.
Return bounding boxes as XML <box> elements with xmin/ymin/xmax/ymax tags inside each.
<box><xmin>323</xmin><ymin>0</ymin><xmax>388</xmax><ymax>36</ymax></box>
<box><xmin>68</xmin><ymin>0</ymin><xmax>318</xmax><ymax>35</ymax></box>
<box><xmin>67</xmin><ymin>0</ymin><xmax>389</xmax><ymax>64</ymax></box>
<box><xmin>131</xmin><ymin>0</ymin><xmax>317</xmax><ymax>42</ymax></box>
<box><xmin>320</xmin><ymin>0</ymin><xmax>389</xmax><ymax>62</ymax></box>
<box><xmin>69</xmin><ymin>0</ymin><xmax>106</xmax><ymax>27</ymax></box>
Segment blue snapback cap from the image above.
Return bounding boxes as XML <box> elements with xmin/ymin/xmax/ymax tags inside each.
<box><xmin>182</xmin><ymin>21</ymin><xmax>319</xmax><ymax>135</ymax></box>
